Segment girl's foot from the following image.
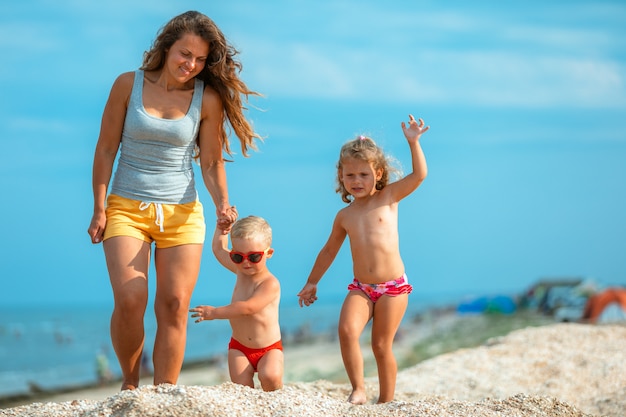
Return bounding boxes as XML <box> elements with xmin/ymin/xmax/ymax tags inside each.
<box><xmin>347</xmin><ymin>389</ymin><xmax>367</xmax><ymax>405</ymax></box>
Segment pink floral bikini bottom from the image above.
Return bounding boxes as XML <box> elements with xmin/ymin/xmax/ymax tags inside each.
<box><xmin>347</xmin><ymin>274</ymin><xmax>413</xmax><ymax>303</ymax></box>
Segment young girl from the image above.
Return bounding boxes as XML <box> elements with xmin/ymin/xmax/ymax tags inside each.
<box><xmin>297</xmin><ymin>114</ymin><xmax>430</xmax><ymax>404</ymax></box>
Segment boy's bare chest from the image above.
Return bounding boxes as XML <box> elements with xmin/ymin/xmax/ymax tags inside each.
<box><xmin>231</xmin><ymin>281</ymin><xmax>258</xmax><ymax>302</ymax></box>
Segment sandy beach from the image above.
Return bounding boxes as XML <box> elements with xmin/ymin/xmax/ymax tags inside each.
<box><xmin>1</xmin><ymin>314</ymin><xmax>624</xmax><ymax>417</ymax></box>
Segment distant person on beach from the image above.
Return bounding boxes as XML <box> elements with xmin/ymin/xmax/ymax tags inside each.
<box><xmin>297</xmin><ymin>115</ymin><xmax>430</xmax><ymax>404</ymax></box>
<box><xmin>140</xmin><ymin>351</ymin><xmax>152</xmax><ymax>377</ymax></box>
<box><xmin>95</xmin><ymin>348</ymin><xmax>113</xmax><ymax>385</ymax></box>
<box><xmin>190</xmin><ymin>215</ymin><xmax>283</xmax><ymax>391</ymax></box>
<box><xmin>87</xmin><ymin>11</ymin><xmax>260</xmax><ymax>390</ymax></box>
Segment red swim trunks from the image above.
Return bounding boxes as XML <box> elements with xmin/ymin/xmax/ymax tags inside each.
<box><xmin>347</xmin><ymin>274</ymin><xmax>413</xmax><ymax>303</ymax></box>
<box><xmin>228</xmin><ymin>338</ymin><xmax>283</xmax><ymax>371</ymax></box>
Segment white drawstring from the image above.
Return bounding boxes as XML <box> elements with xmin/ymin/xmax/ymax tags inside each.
<box><xmin>139</xmin><ymin>202</ymin><xmax>164</xmax><ymax>232</ymax></box>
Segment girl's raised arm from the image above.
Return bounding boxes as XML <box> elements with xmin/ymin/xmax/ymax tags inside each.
<box><xmin>388</xmin><ymin>115</ymin><xmax>430</xmax><ymax>202</ymax></box>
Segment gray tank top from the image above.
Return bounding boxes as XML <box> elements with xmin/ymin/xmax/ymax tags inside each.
<box><xmin>110</xmin><ymin>70</ymin><xmax>204</xmax><ymax>204</ymax></box>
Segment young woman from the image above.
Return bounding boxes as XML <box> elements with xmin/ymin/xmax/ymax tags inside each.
<box><xmin>87</xmin><ymin>10</ymin><xmax>259</xmax><ymax>390</ymax></box>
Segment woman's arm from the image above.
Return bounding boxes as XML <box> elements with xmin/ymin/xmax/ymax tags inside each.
<box><xmin>87</xmin><ymin>72</ymin><xmax>132</xmax><ymax>244</ymax></box>
<box><xmin>198</xmin><ymin>86</ymin><xmax>233</xmax><ymax>232</ymax></box>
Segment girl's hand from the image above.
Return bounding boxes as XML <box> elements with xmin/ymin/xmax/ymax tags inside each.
<box><xmin>297</xmin><ymin>283</ymin><xmax>318</xmax><ymax>307</ymax></box>
<box><xmin>189</xmin><ymin>306</ymin><xmax>215</xmax><ymax>323</ymax></box>
<box><xmin>401</xmin><ymin>114</ymin><xmax>430</xmax><ymax>143</ymax></box>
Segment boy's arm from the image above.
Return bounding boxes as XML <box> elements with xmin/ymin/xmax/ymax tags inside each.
<box><xmin>388</xmin><ymin>114</ymin><xmax>430</xmax><ymax>202</ymax></box>
<box><xmin>298</xmin><ymin>213</ymin><xmax>347</xmax><ymax>307</ymax></box>
<box><xmin>191</xmin><ymin>277</ymin><xmax>280</xmax><ymax>321</ymax></box>
<box><xmin>212</xmin><ymin>224</ymin><xmax>236</xmax><ymax>273</ymax></box>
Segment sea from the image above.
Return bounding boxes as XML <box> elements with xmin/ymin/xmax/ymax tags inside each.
<box><xmin>0</xmin><ymin>292</ymin><xmax>461</xmax><ymax>400</ymax></box>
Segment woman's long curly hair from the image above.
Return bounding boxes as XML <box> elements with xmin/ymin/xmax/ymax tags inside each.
<box><xmin>336</xmin><ymin>136</ymin><xmax>401</xmax><ymax>203</ymax></box>
<box><xmin>141</xmin><ymin>10</ymin><xmax>261</xmax><ymax>157</ymax></box>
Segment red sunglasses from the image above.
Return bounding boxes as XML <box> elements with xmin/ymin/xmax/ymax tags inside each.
<box><xmin>229</xmin><ymin>248</ymin><xmax>270</xmax><ymax>264</ymax></box>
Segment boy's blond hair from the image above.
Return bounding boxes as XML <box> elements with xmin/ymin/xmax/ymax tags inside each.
<box><xmin>231</xmin><ymin>216</ymin><xmax>272</xmax><ymax>247</ymax></box>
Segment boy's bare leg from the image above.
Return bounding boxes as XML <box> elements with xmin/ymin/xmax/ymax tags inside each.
<box><xmin>257</xmin><ymin>349</ymin><xmax>284</xmax><ymax>391</ymax></box>
<box><xmin>104</xmin><ymin>237</ymin><xmax>151</xmax><ymax>390</ymax></box>
<box><xmin>370</xmin><ymin>293</ymin><xmax>408</xmax><ymax>403</ymax></box>
<box><xmin>338</xmin><ymin>292</ymin><xmax>373</xmax><ymax>404</ymax></box>
<box><xmin>228</xmin><ymin>350</ymin><xmax>256</xmax><ymax>388</ymax></box>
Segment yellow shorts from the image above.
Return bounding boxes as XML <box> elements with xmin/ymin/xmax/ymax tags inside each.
<box><xmin>103</xmin><ymin>194</ymin><xmax>206</xmax><ymax>248</ymax></box>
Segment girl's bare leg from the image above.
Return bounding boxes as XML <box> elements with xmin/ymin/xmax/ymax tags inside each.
<box><xmin>228</xmin><ymin>349</ymin><xmax>256</xmax><ymax>388</ymax></box>
<box><xmin>370</xmin><ymin>293</ymin><xmax>408</xmax><ymax>403</ymax></box>
<box><xmin>338</xmin><ymin>291</ymin><xmax>373</xmax><ymax>404</ymax></box>
<box><xmin>104</xmin><ymin>237</ymin><xmax>151</xmax><ymax>390</ymax></box>
<box><xmin>152</xmin><ymin>243</ymin><xmax>202</xmax><ymax>385</ymax></box>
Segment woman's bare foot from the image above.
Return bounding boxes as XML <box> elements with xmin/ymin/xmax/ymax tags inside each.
<box><xmin>120</xmin><ymin>382</ymin><xmax>137</xmax><ymax>390</ymax></box>
<box><xmin>347</xmin><ymin>389</ymin><xmax>367</xmax><ymax>405</ymax></box>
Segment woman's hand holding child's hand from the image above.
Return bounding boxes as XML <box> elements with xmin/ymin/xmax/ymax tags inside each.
<box><xmin>217</xmin><ymin>205</ymin><xmax>238</xmax><ymax>234</ymax></box>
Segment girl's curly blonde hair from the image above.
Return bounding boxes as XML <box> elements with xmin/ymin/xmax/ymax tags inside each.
<box><xmin>335</xmin><ymin>135</ymin><xmax>401</xmax><ymax>203</ymax></box>
<box><xmin>141</xmin><ymin>10</ymin><xmax>261</xmax><ymax>157</ymax></box>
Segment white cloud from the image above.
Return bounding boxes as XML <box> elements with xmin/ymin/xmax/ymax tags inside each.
<box><xmin>239</xmin><ymin>37</ymin><xmax>626</xmax><ymax>108</ymax></box>
<box><xmin>232</xmin><ymin>2</ymin><xmax>626</xmax><ymax>109</ymax></box>
<box><xmin>2</xmin><ymin>0</ymin><xmax>624</xmax><ymax>110</ymax></box>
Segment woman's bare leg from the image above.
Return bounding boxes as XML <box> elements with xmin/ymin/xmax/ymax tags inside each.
<box><xmin>104</xmin><ymin>236</ymin><xmax>151</xmax><ymax>390</ymax></box>
<box><xmin>370</xmin><ymin>293</ymin><xmax>408</xmax><ymax>403</ymax></box>
<box><xmin>152</xmin><ymin>243</ymin><xmax>202</xmax><ymax>385</ymax></box>
<box><xmin>338</xmin><ymin>291</ymin><xmax>373</xmax><ymax>404</ymax></box>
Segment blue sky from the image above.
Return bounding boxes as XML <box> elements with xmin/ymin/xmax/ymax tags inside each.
<box><xmin>1</xmin><ymin>0</ymin><xmax>625</xmax><ymax>308</ymax></box>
